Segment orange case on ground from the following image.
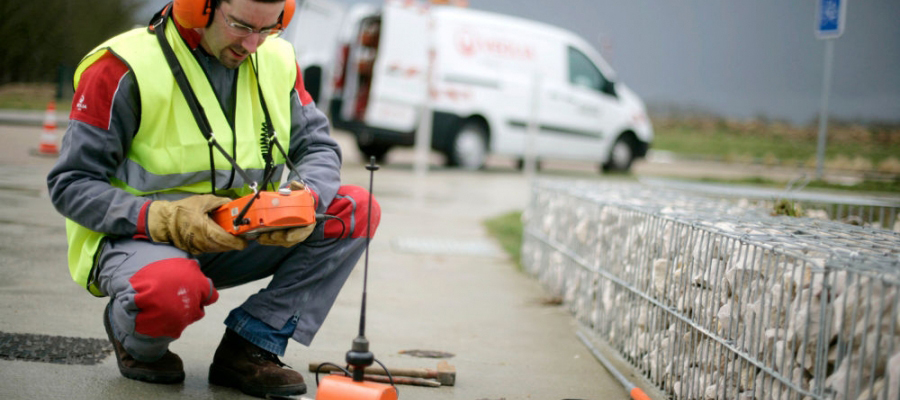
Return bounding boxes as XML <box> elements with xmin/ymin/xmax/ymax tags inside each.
<box><xmin>315</xmin><ymin>375</ymin><xmax>398</xmax><ymax>400</ymax></box>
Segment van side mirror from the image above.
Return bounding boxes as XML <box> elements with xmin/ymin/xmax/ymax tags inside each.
<box><xmin>602</xmin><ymin>80</ymin><xmax>617</xmax><ymax>97</ymax></box>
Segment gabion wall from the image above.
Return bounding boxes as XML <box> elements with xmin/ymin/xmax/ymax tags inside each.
<box><xmin>522</xmin><ymin>180</ymin><xmax>900</xmax><ymax>400</ymax></box>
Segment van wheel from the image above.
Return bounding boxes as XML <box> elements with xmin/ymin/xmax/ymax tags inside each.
<box><xmin>516</xmin><ymin>158</ymin><xmax>541</xmax><ymax>171</ymax></box>
<box><xmin>447</xmin><ymin>122</ymin><xmax>488</xmax><ymax>170</ymax></box>
<box><xmin>303</xmin><ymin>66</ymin><xmax>322</xmax><ymax>104</ymax></box>
<box><xmin>357</xmin><ymin>143</ymin><xmax>391</xmax><ymax>163</ymax></box>
<box><xmin>602</xmin><ymin>134</ymin><xmax>636</xmax><ymax>172</ymax></box>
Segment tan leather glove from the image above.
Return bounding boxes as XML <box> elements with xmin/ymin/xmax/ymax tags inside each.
<box><xmin>148</xmin><ymin>194</ymin><xmax>248</xmax><ymax>254</ymax></box>
<box><xmin>256</xmin><ymin>181</ymin><xmax>317</xmax><ymax>247</ymax></box>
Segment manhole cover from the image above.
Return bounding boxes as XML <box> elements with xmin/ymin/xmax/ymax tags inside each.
<box><xmin>0</xmin><ymin>331</ymin><xmax>113</xmax><ymax>365</ymax></box>
<box><xmin>392</xmin><ymin>237</ymin><xmax>503</xmax><ymax>257</ymax></box>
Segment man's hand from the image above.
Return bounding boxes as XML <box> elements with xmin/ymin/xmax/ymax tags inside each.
<box><xmin>148</xmin><ymin>195</ymin><xmax>248</xmax><ymax>254</ymax></box>
<box><xmin>257</xmin><ymin>181</ymin><xmax>316</xmax><ymax>247</ymax></box>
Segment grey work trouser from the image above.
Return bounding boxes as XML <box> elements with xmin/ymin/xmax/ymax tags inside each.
<box><xmin>97</xmin><ymin>186</ymin><xmax>376</xmax><ymax>361</ymax></box>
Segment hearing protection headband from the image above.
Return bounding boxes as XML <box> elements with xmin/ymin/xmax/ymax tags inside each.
<box><xmin>172</xmin><ymin>0</ymin><xmax>295</xmax><ymax>30</ymax></box>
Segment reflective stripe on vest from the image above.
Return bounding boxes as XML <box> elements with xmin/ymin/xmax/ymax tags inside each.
<box><xmin>67</xmin><ymin>20</ymin><xmax>297</xmax><ymax>295</ymax></box>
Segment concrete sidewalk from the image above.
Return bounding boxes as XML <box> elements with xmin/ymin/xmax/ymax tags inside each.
<box><xmin>0</xmin><ymin>122</ymin><xmax>634</xmax><ymax>399</ymax></box>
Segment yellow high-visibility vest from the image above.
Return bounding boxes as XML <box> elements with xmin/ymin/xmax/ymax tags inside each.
<box><xmin>68</xmin><ymin>19</ymin><xmax>296</xmax><ymax>295</ymax></box>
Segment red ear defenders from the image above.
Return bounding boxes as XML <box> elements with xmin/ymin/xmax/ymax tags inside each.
<box><xmin>172</xmin><ymin>0</ymin><xmax>295</xmax><ymax>30</ymax></box>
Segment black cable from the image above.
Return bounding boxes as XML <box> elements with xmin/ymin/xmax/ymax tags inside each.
<box><xmin>249</xmin><ymin>55</ymin><xmax>303</xmax><ymax>184</ymax></box>
<box><xmin>154</xmin><ymin>7</ymin><xmax>261</xmax><ymax>222</ymax></box>
<box><xmin>208</xmin><ymin>143</ymin><xmax>217</xmax><ymax>195</ymax></box>
<box><xmin>249</xmin><ymin>55</ymin><xmax>278</xmax><ymax>191</ymax></box>
<box><xmin>314</xmin><ymin>362</ymin><xmax>350</xmax><ymax>386</ymax></box>
<box><xmin>312</xmin><ymin>358</ymin><xmax>398</xmax><ymax>398</ymax></box>
<box><xmin>373</xmin><ymin>358</ymin><xmax>399</xmax><ymax>398</ymax></box>
<box><xmin>154</xmin><ymin>10</ymin><xmax>255</xmax><ymax>185</ymax></box>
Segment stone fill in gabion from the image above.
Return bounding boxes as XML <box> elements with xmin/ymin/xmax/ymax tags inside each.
<box><xmin>523</xmin><ymin>180</ymin><xmax>900</xmax><ymax>400</ymax></box>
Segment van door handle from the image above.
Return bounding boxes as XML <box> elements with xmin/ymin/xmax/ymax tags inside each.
<box><xmin>574</xmin><ymin>101</ymin><xmax>601</xmax><ymax>115</ymax></box>
<box><xmin>579</xmin><ymin>105</ymin><xmax>601</xmax><ymax>116</ymax></box>
<box><xmin>549</xmin><ymin>90</ymin><xmax>573</xmax><ymax>103</ymax></box>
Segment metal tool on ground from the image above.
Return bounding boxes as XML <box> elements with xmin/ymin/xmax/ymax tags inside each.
<box><xmin>328</xmin><ymin>372</ymin><xmax>439</xmax><ymax>388</ymax></box>
<box><xmin>314</xmin><ymin>157</ymin><xmax>399</xmax><ymax>400</ymax></box>
<box><xmin>577</xmin><ymin>331</ymin><xmax>650</xmax><ymax>400</ymax></box>
<box><xmin>310</xmin><ymin>361</ymin><xmax>456</xmax><ymax>386</ymax></box>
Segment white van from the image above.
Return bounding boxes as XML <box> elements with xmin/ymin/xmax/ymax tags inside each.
<box><xmin>282</xmin><ymin>0</ymin><xmax>346</xmax><ymax>108</ymax></box>
<box><xmin>328</xmin><ymin>1</ymin><xmax>653</xmax><ymax>172</ymax></box>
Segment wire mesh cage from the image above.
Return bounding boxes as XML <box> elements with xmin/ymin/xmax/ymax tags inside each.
<box><xmin>522</xmin><ymin>180</ymin><xmax>900</xmax><ymax>400</ymax></box>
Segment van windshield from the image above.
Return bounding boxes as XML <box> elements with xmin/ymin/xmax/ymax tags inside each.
<box><xmin>567</xmin><ymin>46</ymin><xmax>614</xmax><ymax>96</ymax></box>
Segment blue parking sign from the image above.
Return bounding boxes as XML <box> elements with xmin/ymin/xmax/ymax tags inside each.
<box><xmin>816</xmin><ymin>0</ymin><xmax>846</xmax><ymax>39</ymax></box>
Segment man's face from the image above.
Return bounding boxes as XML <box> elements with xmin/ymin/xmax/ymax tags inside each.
<box><xmin>200</xmin><ymin>0</ymin><xmax>285</xmax><ymax>69</ymax></box>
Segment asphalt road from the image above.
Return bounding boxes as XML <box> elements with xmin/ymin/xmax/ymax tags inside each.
<box><xmin>1</xmin><ymin>119</ymin><xmax>892</xmax><ymax>399</ymax></box>
<box><xmin>0</xmin><ymin>123</ymin><xmax>647</xmax><ymax>400</ymax></box>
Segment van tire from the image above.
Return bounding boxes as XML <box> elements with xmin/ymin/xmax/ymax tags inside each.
<box><xmin>602</xmin><ymin>134</ymin><xmax>636</xmax><ymax>172</ymax></box>
<box><xmin>516</xmin><ymin>158</ymin><xmax>541</xmax><ymax>171</ymax></box>
<box><xmin>303</xmin><ymin>67</ymin><xmax>322</xmax><ymax>104</ymax></box>
<box><xmin>358</xmin><ymin>143</ymin><xmax>391</xmax><ymax>163</ymax></box>
<box><xmin>447</xmin><ymin>122</ymin><xmax>488</xmax><ymax>170</ymax></box>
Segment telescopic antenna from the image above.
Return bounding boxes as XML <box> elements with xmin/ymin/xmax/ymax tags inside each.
<box><xmin>360</xmin><ymin>155</ymin><xmax>379</xmax><ymax>336</ymax></box>
<box><xmin>345</xmin><ymin>156</ymin><xmax>379</xmax><ymax>382</ymax></box>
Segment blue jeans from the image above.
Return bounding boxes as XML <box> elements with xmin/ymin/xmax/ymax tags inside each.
<box><xmin>225</xmin><ymin>307</ymin><xmax>298</xmax><ymax>356</ymax></box>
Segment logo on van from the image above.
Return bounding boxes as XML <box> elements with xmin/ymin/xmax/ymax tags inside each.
<box><xmin>455</xmin><ymin>29</ymin><xmax>534</xmax><ymax>60</ymax></box>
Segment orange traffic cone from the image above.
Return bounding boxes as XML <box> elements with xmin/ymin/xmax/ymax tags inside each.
<box><xmin>37</xmin><ymin>101</ymin><xmax>60</xmax><ymax>156</ymax></box>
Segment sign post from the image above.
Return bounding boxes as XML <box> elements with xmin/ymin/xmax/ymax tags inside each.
<box><xmin>814</xmin><ymin>0</ymin><xmax>846</xmax><ymax>181</ymax></box>
<box><xmin>414</xmin><ymin>13</ymin><xmax>435</xmax><ymax>207</ymax></box>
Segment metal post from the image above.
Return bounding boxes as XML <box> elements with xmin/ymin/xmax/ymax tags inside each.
<box><xmin>524</xmin><ymin>74</ymin><xmax>540</xmax><ymax>185</ymax></box>
<box><xmin>414</xmin><ymin>48</ymin><xmax>435</xmax><ymax>179</ymax></box>
<box><xmin>413</xmin><ymin>16</ymin><xmax>435</xmax><ymax>207</ymax></box>
<box><xmin>815</xmin><ymin>39</ymin><xmax>834</xmax><ymax>181</ymax></box>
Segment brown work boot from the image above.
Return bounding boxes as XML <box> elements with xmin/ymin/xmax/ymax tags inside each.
<box><xmin>208</xmin><ymin>329</ymin><xmax>307</xmax><ymax>398</ymax></box>
<box><xmin>103</xmin><ymin>302</ymin><xmax>185</xmax><ymax>384</ymax></box>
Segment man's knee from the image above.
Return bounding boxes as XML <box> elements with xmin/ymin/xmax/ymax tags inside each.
<box><xmin>129</xmin><ymin>258</ymin><xmax>218</xmax><ymax>339</ymax></box>
<box><xmin>323</xmin><ymin>185</ymin><xmax>381</xmax><ymax>239</ymax></box>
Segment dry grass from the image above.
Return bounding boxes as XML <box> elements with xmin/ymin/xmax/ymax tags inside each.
<box><xmin>877</xmin><ymin>157</ymin><xmax>900</xmax><ymax>174</ymax></box>
<box><xmin>0</xmin><ymin>83</ymin><xmax>70</xmax><ymax>111</ymax></box>
<box><xmin>655</xmin><ymin>116</ymin><xmax>900</xmax><ymax>147</ymax></box>
<box><xmin>652</xmin><ymin>116</ymin><xmax>900</xmax><ymax>173</ymax></box>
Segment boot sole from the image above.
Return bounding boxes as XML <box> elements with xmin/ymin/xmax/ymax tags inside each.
<box><xmin>209</xmin><ymin>363</ymin><xmax>307</xmax><ymax>398</ymax></box>
<box><xmin>104</xmin><ymin>303</ymin><xmax>185</xmax><ymax>384</ymax></box>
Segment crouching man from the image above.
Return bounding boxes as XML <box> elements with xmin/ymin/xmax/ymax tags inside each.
<box><xmin>47</xmin><ymin>0</ymin><xmax>379</xmax><ymax>397</ymax></box>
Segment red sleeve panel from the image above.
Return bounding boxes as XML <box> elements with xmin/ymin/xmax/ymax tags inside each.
<box><xmin>295</xmin><ymin>61</ymin><xmax>314</xmax><ymax>106</ymax></box>
<box><xmin>323</xmin><ymin>185</ymin><xmax>380</xmax><ymax>239</ymax></box>
<box><xmin>70</xmin><ymin>51</ymin><xmax>130</xmax><ymax>130</ymax></box>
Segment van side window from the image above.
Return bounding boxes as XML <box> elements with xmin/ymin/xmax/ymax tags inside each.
<box><xmin>567</xmin><ymin>46</ymin><xmax>615</xmax><ymax>97</ymax></box>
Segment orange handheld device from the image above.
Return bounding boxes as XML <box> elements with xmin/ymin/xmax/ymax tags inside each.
<box><xmin>211</xmin><ymin>188</ymin><xmax>316</xmax><ymax>239</ymax></box>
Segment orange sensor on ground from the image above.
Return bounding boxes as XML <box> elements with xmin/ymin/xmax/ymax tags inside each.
<box><xmin>211</xmin><ymin>188</ymin><xmax>316</xmax><ymax>238</ymax></box>
<box><xmin>316</xmin><ymin>375</ymin><xmax>398</xmax><ymax>400</ymax></box>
